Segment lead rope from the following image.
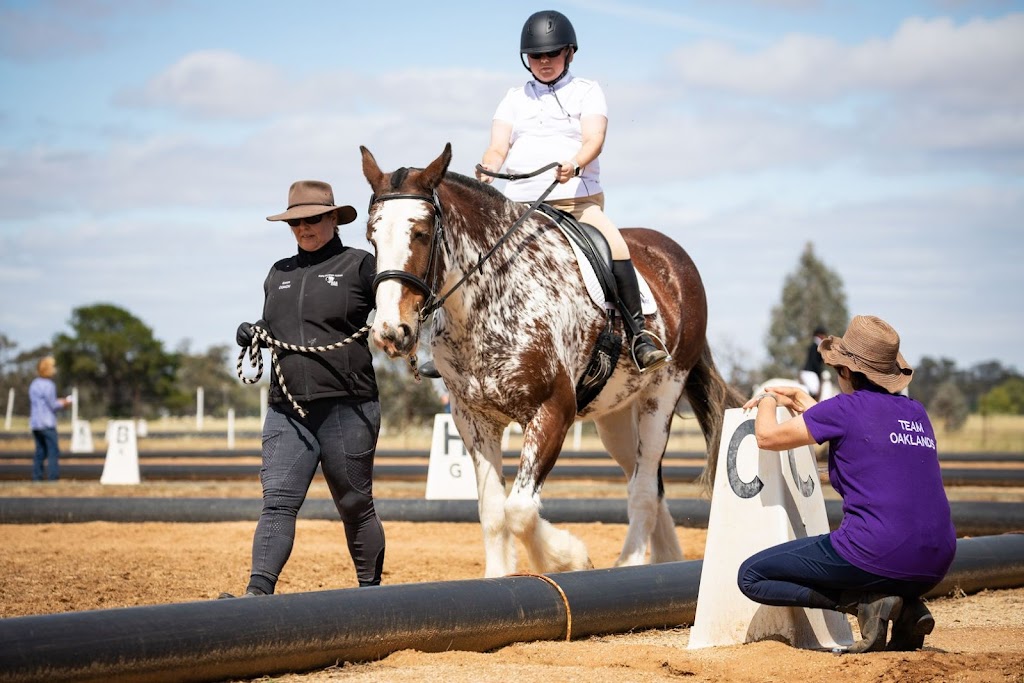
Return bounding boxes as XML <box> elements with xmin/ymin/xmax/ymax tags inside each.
<box><xmin>236</xmin><ymin>324</ymin><xmax>394</xmax><ymax>417</ymax></box>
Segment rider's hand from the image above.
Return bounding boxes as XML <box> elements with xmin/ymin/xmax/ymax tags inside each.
<box><xmin>236</xmin><ymin>322</ymin><xmax>254</xmax><ymax>347</ymax></box>
<box><xmin>476</xmin><ymin>164</ymin><xmax>495</xmax><ymax>184</ymax></box>
<box><xmin>556</xmin><ymin>159</ymin><xmax>579</xmax><ymax>184</ymax></box>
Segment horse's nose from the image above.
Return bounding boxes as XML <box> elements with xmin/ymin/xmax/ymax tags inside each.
<box><xmin>371</xmin><ymin>321</ymin><xmax>417</xmax><ymax>358</ymax></box>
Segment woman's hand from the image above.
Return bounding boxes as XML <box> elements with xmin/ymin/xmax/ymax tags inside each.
<box><xmin>764</xmin><ymin>385</ymin><xmax>816</xmax><ymax>414</ymax></box>
<box><xmin>475</xmin><ymin>164</ymin><xmax>495</xmax><ymax>184</ymax></box>
<box><xmin>556</xmin><ymin>159</ymin><xmax>578</xmax><ymax>183</ymax></box>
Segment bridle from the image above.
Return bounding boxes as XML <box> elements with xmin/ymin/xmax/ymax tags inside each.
<box><xmin>369</xmin><ymin>189</ymin><xmax>450</xmax><ymax>320</ymax></box>
<box><xmin>368</xmin><ymin>162</ymin><xmax>561</xmax><ymax>323</ymax></box>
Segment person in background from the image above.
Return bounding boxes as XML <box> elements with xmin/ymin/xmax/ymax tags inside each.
<box><xmin>29</xmin><ymin>356</ymin><xmax>71</xmax><ymax>482</ymax></box>
<box><xmin>737</xmin><ymin>315</ymin><xmax>955</xmax><ymax>653</ymax></box>
<box><xmin>799</xmin><ymin>325</ymin><xmax>828</xmax><ymax>400</ymax></box>
<box><xmin>419</xmin><ymin>9</ymin><xmax>668</xmax><ymax>379</ymax></box>
<box><xmin>222</xmin><ymin>179</ymin><xmax>384</xmax><ymax>597</ymax></box>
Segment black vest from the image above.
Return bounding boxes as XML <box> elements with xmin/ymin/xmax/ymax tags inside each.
<box><xmin>258</xmin><ymin>235</ymin><xmax>377</xmax><ymax>405</ymax></box>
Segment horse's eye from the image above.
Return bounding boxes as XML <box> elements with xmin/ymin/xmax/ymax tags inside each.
<box><xmin>412</xmin><ymin>229</ymin><xmax>431</xmax><ymax>242</ymax></box>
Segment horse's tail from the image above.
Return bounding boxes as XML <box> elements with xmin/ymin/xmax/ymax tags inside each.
<box><xmin>678</xmin><ymin>342</ymin><xmax>746</xmax><ymax>497</ymax></box>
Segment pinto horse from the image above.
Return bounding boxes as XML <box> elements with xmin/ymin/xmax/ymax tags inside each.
<box><xmin>362</xmin><ymin>143</ymin><xmax>740</xmax><ymax>577</ymax></box>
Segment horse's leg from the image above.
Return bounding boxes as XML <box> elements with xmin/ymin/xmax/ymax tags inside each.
<box><xmin>506</xmin><ymin>381</ymin><xmax>592</xmax><ymax>574</ymax></box>
<box><xmin>452</xmin><ymin>411</ymin><xmax>516</xmax><ymax>577</ymax></box>
<box><xmin>595</xmin><ymin>382</ymin><xmax>686</xmax><ymax>566</ymax></box>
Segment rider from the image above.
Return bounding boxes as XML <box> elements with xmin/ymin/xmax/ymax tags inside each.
<box><xmin>420</xmin><ymin>9</ymin><xmax>669</xmax><ymax>379</ymax></box>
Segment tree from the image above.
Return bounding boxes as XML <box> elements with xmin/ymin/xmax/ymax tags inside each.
<box><xmin>171</xmin><ymin>342</ymin><xmax>262</xmax><ymax>418</ymax></box>
<box><xmin>52</xmin><ymin>304</ymin><xmax>179</xmax><ymax>418</ymax></box>
<box><xmin>762</xmin><ymin>242</ymin><xmax>849</xmax><ymax>380</ymax></box>
<box><xmin>979</xmin><ymin>377</ymin><xmax>1024</xmax><ymax>415</ymax></box>
<box><xmin>928</xmin><ymin>380</ymin><xmax>969</xmax><ymax>431</ymax></box>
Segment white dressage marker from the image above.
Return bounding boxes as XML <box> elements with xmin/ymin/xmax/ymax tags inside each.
<box><xmin>689</xmin><ymin>407</ymin><xmax>853</xmax><ymax>650</ymax></box>
<box><xmin>425</xmin><ymin>413</ymin><xmax>478</xmax><ymax>500</ymax></box>
<box><xmin>70</xmin><ymin>419</ymin><xmax>94</xmax><ymax>453</ymax></box>
<box><xmin>100</xmin><ymin>419</ymin><xmax>141</xmax><ymax>485</ymax></box>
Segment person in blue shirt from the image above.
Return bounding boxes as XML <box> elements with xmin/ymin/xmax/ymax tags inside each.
<box><xmin>29</xmin><ymin>356</ymin><xmax>71</xmax><ymax>481</ymax></box>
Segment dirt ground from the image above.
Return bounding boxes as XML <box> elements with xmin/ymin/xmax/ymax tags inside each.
<box><xmin>3</xmin><ymin>478</ymin><xmax>1024</xmax><ymax>683</ymax></box>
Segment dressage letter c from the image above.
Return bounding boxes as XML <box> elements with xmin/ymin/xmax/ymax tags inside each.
<box><xmin>727</xmin><ymin>418</ymin><xmax>763</xmax><ymax>499</ymax></box>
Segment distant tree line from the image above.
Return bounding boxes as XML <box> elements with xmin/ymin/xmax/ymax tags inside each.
<box><xmin>2</xmin><ymin>248</ymin><xmax>1021</xmax><ymax>433</ymax></box>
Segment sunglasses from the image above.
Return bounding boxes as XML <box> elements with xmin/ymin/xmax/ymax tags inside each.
<box><xmin>286</xmin><ymin>214</ymin><xmax>324</xmax><ymax>228</ymax></box>
<box><xmin>529</xmin><ymin>48</ymin><xmax>564</xmax><ymax>60</ymax></box>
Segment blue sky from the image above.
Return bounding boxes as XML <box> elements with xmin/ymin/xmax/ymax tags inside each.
<box><xmin>1</xmin><ymin>0</ymin><xmax>1022</xmax><ymax>374</ymax></box>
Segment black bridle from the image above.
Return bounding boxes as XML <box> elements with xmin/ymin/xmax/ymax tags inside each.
<box><xmin>369</xmin><ymin>162</ymin><xmax>562</xmax><ymax>322</ymax></box>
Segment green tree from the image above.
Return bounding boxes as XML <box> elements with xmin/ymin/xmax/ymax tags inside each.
<box><xmin>171</xmin><ymin>342</ymin><xmax>262</xmax><ymax>418</ymax></box>
<box><xmin>928</xmin><ymin>380</ymin><xmax>969</xmax><ymax>431</ymax></box>
<box><xmin>979</xmin><ymin>377</ymin><xmax>1024</xmax><ymax>415</ymax></box>
<box><xmin>762</xmin><ymin>242</ymin><xmax>849</xmax><ymax>379</ymax></box>
<box><xmin>52</xmin><ymin>304</ymin><xmax>179</xmax><ymax>418</ymax></box>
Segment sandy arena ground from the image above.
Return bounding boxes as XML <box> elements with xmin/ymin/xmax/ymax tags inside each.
<box><xmin>2</xmin><ymin>476</ymin><xmax>1024</xmax><ymax>683</ymax></box>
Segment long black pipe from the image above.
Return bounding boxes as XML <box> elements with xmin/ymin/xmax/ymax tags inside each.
<box><xmin>1</xmin><ymin>463</ymin><xmax>1021</xmax><ymax>486</ymax></box>
<box><xmin>1</xmin><ymin>497</ymin><xmax>1022</xmax><ymax>537</ymax></box>
<box><xmin>3</xmin><ymin>447</ymin><xmax>1017</xmax><ymax>461</ymax></box>
<box><xmin>0</xmin><ymin>534</ymin><xmax>1021</xmax><ymax>683</ymax></box>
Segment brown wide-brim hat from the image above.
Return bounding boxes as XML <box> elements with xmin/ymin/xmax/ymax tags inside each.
<box><xmin>266</xmin><ymin>180</ymin><xmax>357</xmax><ymax>225</ymax></box>
<box><xmin>819</xmin><ymin>315</ymin><xmax>914</xmax><ymax>393</ymax></box>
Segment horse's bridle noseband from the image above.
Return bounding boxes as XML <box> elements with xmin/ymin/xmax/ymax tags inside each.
<box><xmin>369</xmin><ymin>190</ymin><xmax>450</xmax><ymax>321</ymax></box>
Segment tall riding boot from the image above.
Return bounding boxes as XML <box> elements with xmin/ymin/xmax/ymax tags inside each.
<box><xmin>885</xmin><ymin>597</ymin><xmax>934</xmax><ymax>651</ymax></box>
<box><xmin>611</xmin><ymin>259</ymin><xmax>671</xmax><ymax>373</ymax></box>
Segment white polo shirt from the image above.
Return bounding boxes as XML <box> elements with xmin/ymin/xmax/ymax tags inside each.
<box><xmin>493</xmin><ymin>72</ymin><xmax>607</xmax><ymax>202</ymax></box>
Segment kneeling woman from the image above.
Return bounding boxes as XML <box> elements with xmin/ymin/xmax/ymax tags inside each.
<box><xmin>737</xmin><ymin>316</ymin><xmax>955</xmax><ymax>653</ymax></box>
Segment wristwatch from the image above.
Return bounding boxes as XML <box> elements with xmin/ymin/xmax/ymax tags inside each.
<box><xmin>571</xmin><ymin>160</ymin><xmax>581</xmax><ymax>177</ymax></box>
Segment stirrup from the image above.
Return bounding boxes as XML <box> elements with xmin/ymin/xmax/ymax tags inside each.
<box><xmin>631</xmin><ymin>333</ymin><xmax>672</xmax><ymax>374</ymax></box>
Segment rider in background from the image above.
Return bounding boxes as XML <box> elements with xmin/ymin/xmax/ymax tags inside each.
<box><xmin>478</xmin><ymin>9</ymin><xmax>669</xmax><ymax>374</ymax></box>
<box><xmin>223</xmin><ymin>180</ymin><xmax>385</xmax><ymax>597</ymax></box>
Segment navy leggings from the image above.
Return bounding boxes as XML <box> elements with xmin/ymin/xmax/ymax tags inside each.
<box><xmin>248</xmin><ymin>399</ymin><xmax>384</xmax><ymax>592</ymax></box>
<box><xmin>31</xmin><ymin>428</ymin><xmax>60</xmax><ymax>481</ymax></box>
<box><xmin>738</xmin><ymin>534</ymin><xmax>937</xmax><ymax>610</ymax></box>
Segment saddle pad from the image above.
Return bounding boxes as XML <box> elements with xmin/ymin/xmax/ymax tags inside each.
<box><xmin>556</xmin><ymin>223</ymin><xmax>657</xmax><ymax>316</ymax></box>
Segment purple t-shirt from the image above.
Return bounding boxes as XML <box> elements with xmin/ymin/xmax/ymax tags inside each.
<box><xmin>803</xmin><ymin>389</ymin><xmax>956</xmax><ymax>582</ymax></box>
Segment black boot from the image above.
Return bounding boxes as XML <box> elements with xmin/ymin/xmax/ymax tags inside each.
<box><xmin>611</xmin><ymin>260</ymin><xmax>670</xmax><ymax>373</ymax></box>
<box><xmin>418</xmin><ymin>360</ymin><xmax>441</xmax><ymax>379</ymax></box>
<box><xmin>837</xmin><ymin>591</ymin><xmax>903</xmax><ymax>653</ymax></box>
<box><xmin>886</xmin><ymin>597</ymin><xmax>934</xmax><ymax>651</ymax></box>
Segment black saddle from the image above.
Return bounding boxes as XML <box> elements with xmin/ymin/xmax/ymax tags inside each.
<box><xmin>536</xmin><ymin>203</ymin><xmax>616</xmax><ymax>305</ymax></box>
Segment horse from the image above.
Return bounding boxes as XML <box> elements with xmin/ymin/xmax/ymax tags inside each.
<box><xmin>361</xmin><ymin>143</ymin><xmax>741</xmax><ymax>577</ymax></box>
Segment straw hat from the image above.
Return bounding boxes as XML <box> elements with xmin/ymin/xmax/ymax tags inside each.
<box><xmin>266</xmin><ymin>180</ymin><xmax>357</xmax><ymax>225</ymax></box>
<box><xmin>819</xmin><ymin>315</ymin><xmax>913</xmax><ymax>393</ymax></box>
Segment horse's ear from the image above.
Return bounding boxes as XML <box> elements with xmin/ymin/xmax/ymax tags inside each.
<box><xmin>418</xmin><ymin>143</ymin><xmax>452</xmax><ymax>191</ymax></box>
<box><xmin>360</xmin><ymin>146</ymin><xmax>384</xmax><ymax>190</ymax></box>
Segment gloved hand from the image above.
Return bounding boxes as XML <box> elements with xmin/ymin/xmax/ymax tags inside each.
<box><xmin>236</xmin><ymin>322</ymin><xmax>255</xmax><ymax>347</ymax></box>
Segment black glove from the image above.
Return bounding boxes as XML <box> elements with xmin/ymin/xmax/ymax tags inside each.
<box><xmin>236</xmin><ymin>322</ymin><xmax>255</xmax><ymax>347</ymax></box>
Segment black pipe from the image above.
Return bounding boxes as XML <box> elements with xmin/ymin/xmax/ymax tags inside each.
<box><xmin>0</xmin><ymin>535</ymin><xmax>1021</xmax><ymax>683</ymax></box>
<box><xmin>1</xmin><ymin>462</ymin><xmax>1022</xmax><ymax>487</ymax></box>
<box><xmin>2</xmin><ymin>497</ymin><xmax>1022</xmax><ymax>536</ymax></box>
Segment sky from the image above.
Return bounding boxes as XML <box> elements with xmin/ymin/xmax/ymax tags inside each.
<box><xmin>1</xmin><ymin>0</ymin><xmax>1022</xmax><ymax>374</ymax></box>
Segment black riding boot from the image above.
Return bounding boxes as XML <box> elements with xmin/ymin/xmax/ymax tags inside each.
<box><xmin>418</xmin><ymin>360</ymin><xmax>441</xmax><ymax>379</ymax></box>
<box><xmin>611</xmin><ymin>259</ymin><xmax>671</xmax><ymax>373</ymax></box>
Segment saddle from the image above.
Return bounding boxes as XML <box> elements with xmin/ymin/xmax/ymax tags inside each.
<box><xmin>536</xmin><ymin>204</ymin><xmax>630</xmax><ymax>412</ymax></box>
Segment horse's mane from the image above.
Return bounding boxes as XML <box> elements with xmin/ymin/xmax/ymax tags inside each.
<box><xmin>389</xmin><ymin>165</ymin><xmax>510</xmax><ymax>206</ymax></box>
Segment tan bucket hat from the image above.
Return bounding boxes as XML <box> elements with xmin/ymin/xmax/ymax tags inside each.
<box><xmin>819</xmin><ymin>315</ymin><xmax>914</xmax><ymax>393</ymax></box>
<box><xmin>266</xmin><ymin>180</ymin><xmax>357</xmax><ymax>225</ymax></box>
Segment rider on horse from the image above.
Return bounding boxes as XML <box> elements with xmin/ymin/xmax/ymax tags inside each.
<box><xmin>420</xmin><ymin>9</ymin><xmax>669</xmax><ymax>378</ymax></box>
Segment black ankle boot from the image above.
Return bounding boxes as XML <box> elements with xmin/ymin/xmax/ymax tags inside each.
<box><xmin>886</xmin><ymin>598</ymin><xmax>934</xmax><ymax>651</ymax></box>
<box><xmin>837</xmin><ymin>592</ymin><xmax>903</xmax><ymax>653</ymax></box>
<box><xmin>611</xmin><ymin>259</ymin><xmax>670</xmax><ymax>373</ymax></box>
<box><xmin>418</xmin><ymin>360</ymin><xmax>441</xmax><ymax>379</ymax></box>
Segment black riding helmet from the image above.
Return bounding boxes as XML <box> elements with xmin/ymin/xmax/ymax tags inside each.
<box><xmin>520</xmin><ymin>10</ymin><xmax>578</xmax><ymax>84</ymax></box>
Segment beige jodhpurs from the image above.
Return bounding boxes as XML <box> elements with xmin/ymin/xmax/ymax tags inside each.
<box><xmin>546</xmin><ymin>192</ymin><xmax>631</xmax><ymax>260</ymax></box>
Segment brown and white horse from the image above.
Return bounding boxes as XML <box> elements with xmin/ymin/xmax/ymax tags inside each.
<box><xmin>361</xmin><ymin>143</ymin><xmax>740</xmax><ymax>577</ymax></box>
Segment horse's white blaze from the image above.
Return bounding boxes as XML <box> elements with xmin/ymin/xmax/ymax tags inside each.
<box><xmin>367</xmin><ymin>200</ymin><xmax>429</xmax><ymax>352</ymax></box>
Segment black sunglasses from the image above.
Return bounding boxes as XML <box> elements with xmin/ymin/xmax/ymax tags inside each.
<box><xmin>529</xmin><ymin>48</ymin><xmax>564</xmax><ymax>60</ymax></box>
<box><xmin>286</xmin><ymin>214</ymin><xmax>324</xmax><ymax>228</ymax></box>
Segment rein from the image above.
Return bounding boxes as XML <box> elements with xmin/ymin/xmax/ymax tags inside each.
<box><xmin>236</xmin><ymin>324</ymin><xmax>374</xmax><ymax>418</ymax></box>
<box><xmin>370</xmin><ymin>162</ymin><xmax>562</xmax><ymax>323</ymax></box>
